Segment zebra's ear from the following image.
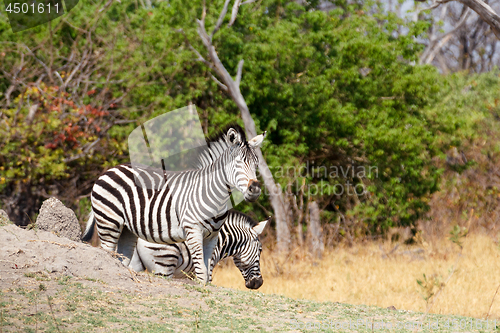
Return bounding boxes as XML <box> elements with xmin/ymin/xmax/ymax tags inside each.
<box><xmin>253</xmin><ymin>217</ymin><xmax>270</xmax><ymax>235</ymax></box>
<box><xmin>248</xmin><ymin>131</ymin><xmax>267</xmax><ymax>148</ymax></box>
<box><xmin>226</xmin><ymin>128</ymin><xmax>243</xmax><ymax>146</ymax></box>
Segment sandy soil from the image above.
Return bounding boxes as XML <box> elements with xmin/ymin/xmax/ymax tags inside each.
<box><xmin>0</xmin><ymin>224</ymin><xmax>208</xmax><ymax>308</ymax></box>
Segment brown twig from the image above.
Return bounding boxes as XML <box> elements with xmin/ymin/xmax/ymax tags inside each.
<box><xmin>486</xmin><ymin>283</ymin><xmax>500</xmax><ymax>319</ymax></box>
<box><xmin>35</xmin><ymin>290</ymin><xmax>38</xmax><ymax>333</ymax></box>
<box><xmin>128</xmin><ymin>268</ymin><xmax>141</xmax><ymax>283</ymax></box>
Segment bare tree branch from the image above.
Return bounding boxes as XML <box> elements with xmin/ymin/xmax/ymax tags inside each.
<box><xmin>201</xmin><ymin>0</ymin><xmax>207</xmax><ymax>23</ymax></box>
<box><xmin>210</xmin><ymin>74</ymin><xmax>228</xmax><ymax>91</ymax></box>
<box><xmin>424</xmin><ymin>34</ymin><xmax>454</xmax><ymax>64</ymax></box>
<box><xmin>53</xmin><ymin>71</ymin><xmax>64</xmax><ymax>87</ymax></box>
<box><xmin>63</xmin><ymin>138</ymin><xmax>102</xmax><ymax>163</ymax></box>
<box><xmin>64</xmin><ymin>49</ymin><xmax>89</xmax><ymax>87</ymax></box>
<box><xmin>229</xmin><ymin>0</ymin><xmax>242</xmax><ymax>27</ymax></box>
<box><xmin>189</xmin><ymin>0</ymin><xmax>292</xmax><ymax>251</ymax></box>
<box><xmin>417</xmin><ymin>0</ymin><xmax>452</xmax><ymax>13</ymax></box>
<box><xmin>196</xmin><ymin>19</ymin><xmax>238</xmax><ymax>92</ymax></box>
<box><xmin>417</xmin><ymin>0</ymin><xmax>500</xmax><ymax>40</ymax></box>
<box><xmin>177</xmin><ymin>28</ymin><xmax>216</xmax><ymax>71</ymax></box>
<box><xmin>235</xmin><ymin>59</ymin><xmax>244</xmax><ymax>87</ymax></box>
<box><xmin>420</xmin><ymin>7</ymin><xmax>471</xmax><ymax>64</ymax></box>
<box><xmin>211</xmin><ymin>0</ymin><xmax>231</xmax><ymax>40</ymax></box>
<box><xmin>458</xmin><ymin>0</ymin><xmax>500</xmax><ymax>40</ymax></box>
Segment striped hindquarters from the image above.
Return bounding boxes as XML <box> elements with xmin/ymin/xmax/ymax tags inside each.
<box><xmin>90</xmin><ymin>164</ymin><xmax>184</xmax><ymax>251</ymax></box>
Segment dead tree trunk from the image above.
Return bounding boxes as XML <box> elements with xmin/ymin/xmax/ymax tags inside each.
<box><xmin>182</xmin><ymin>1</ymin><xmax>291</xmax><ymax>252</ymax></box>
<box><xmin>417</xmin><ymin>0</ymin><xmax>500</xmax><ymax>40</ymax></box>
<box><xmin>306</xmin><ymin>201</ymin><xmax>324</xmax><ymax>259</ymax></box>
<box><xmin>291</xmin><ymin>178</ymin><xmax>306</xmax><ymax>246</ymax></box>
<box><xmin>459</xmin><ymin>0</ymin><xmax>500</xmax><ymax>40</ymax></box>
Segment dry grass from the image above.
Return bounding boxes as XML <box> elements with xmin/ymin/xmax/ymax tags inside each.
<box><xmin>212</xmin><ymin>232</ymin><xmax>500</xmax><ymax>319</ymax></box>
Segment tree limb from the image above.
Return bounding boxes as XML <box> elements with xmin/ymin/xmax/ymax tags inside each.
<box><xmin>190</xmin><ymin>0</ymin><xmax>292</xmax><ymax>251</ymax></box>
<box><xmin>229</xmin><ymin>0</ymin><xmax>242</xmax><ymax>27</ymax></box>
<box><xmin>420</xmin><ymin>7</ymin><xmax>471</xmax><ymax>64</ymax></box>
<box><xmin>210</xmin><ymin>74</ymin><xmax>228</xmax><ymax>91</ymax></box>
<box><xmin>458</xmin><ymin>0</ymin><xmax>500</xmax><ymax>40</ymax></box>
<box><xmin>235</xmin><ymin>59</ymin><xmax>244</xmax><ymax>87</ymax></box>
<box><xmin>211</xmin><ymin>0</ymin><xmax>231</xmax><ymax>40</ymax></box>
<box><xmin>417</xmin><ymin>0</ymin><xmax>452</xmax><ymax>13</ymax></box>
<box><xmin>417</xmin><ymin>0</ymin><xmax>500</xmax><ymax>40</ymax></box>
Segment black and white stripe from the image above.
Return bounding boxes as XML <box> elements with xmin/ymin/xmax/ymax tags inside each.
<box><xmin>129</xmin><ymin>210</ymin><xmax>269</xmax><ymax>289</ymax></box>
<box><xmin>82</xmin><ymin>124</ymin><xmax>266</xmax><ymax>283</ymax></box>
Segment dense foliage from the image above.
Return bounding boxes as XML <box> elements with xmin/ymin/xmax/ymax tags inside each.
<box><xmin>0</xmin><ymin>0</ymin><xmax>498</xmax><ymax>241</ymax></box>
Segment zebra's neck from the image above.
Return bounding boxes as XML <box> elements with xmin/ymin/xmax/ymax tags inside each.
<box><xmin>172</xmin><ymin>149</ymin><xmax>234</xmax><ymax>222</ymax></box>
<box><xmin>212</xmin><ymin>234</ymin><xmax>230</xmax><ymax>265</ymax></box>
<box><xmin>213</xmin><ymin>222</ymin><xmax>244</xmax><ymax>263</ymax></box>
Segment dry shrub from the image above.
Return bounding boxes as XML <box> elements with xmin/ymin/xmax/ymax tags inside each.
<box><xmin>420</xmin><ymin>128</ymin><xmax>500</xmax><ymax>243</ymax></box>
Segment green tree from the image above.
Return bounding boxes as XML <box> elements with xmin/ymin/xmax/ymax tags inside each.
<box><xmin>0</xmin><ymin>0</ymin><xmax>492</xmax><ymax>244</ymax></box>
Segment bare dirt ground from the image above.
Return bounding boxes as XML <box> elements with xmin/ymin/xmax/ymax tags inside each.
<box><xmin>0</xmin><ymin>223</ymin><xmax>193</xmax><ymax>294</ymax></box>
<box><xmin>0</xmin><ymin>223</ymin><xmax>223</xmax><ymax>331</ymax></box>
<box><xmin>1</xmin><ymin>222</ymin><xmax>319</xmax><ymax>332</ymax></box>
<box><xmin>0</xmin><ymin>217</ymin><xmax>492</xmax><ymax>332</ymax></box>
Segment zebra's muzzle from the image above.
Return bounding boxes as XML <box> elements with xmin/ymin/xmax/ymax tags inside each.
<box><xmin>245</xmin><ymin>179</ymin><xmax>261</xmax><ymax>202</ymax></box>
<box><xmin>245</xmin><ymin>276</ymin><xmax>263</xmax><ymax>289</ymax></box>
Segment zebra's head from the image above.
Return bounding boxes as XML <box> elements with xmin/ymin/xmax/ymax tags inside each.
<box><xmin>223</xmin><ymin>126</ymin><xmax>266</xmax><ymax>203</ymax></box>
<box><xmin>230</xmin><ymin>215</ymin><xmax>270</xmax><ymax>289</ymax></box>
<box><xmin>195</xmin><ymin>124</ymin><xmax>265</xmax><ymax>203</ymax></box>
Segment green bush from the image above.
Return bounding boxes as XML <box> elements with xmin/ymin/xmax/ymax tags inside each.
<box><xmin>0</xmin><ymin>0</ymin><xmax>495</xmax><ymax>238</ymax></box>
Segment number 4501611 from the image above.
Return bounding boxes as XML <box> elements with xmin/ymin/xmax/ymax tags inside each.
<box><xmin>5</xmin><ymin>2</ymin><xmax>60</xmax><ymax>13</ymax></box>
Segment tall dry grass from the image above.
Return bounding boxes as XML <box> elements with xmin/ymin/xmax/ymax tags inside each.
<box><xmin>212</xmin><ymin>232</ymin><xmax>500</xmax><ymax>319</ymax></box>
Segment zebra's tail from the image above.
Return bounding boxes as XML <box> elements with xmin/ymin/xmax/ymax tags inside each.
<box><xmin>81</xmin><ymin>211</ymin><xmax>95</xmax><ymax>242</ymax></box>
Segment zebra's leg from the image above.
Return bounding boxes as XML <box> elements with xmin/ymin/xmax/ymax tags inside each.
<box><xmin>203</xmin><ymin>233</ymin><xmax>219</xmax><ymax>284</ymax></box>
<box><xmin>185</xmin><ymin>228</ymin><xmax>209</xmax><ymax>283</ymax></box>
<box><xmin>116</xmin><ymin>227</ymin><xmax>138</xmax><ymax>267</ymax></box>
<box><xmin>152</xmin><ymin>248</ymin><xmax>180</xmax><ymax>277</ymax></box>
<box><xmin>94</xmin><ymin>219</ymin><xmax>121</xmax><ymax>252</ymax></box>
<box><xmin>128</xmin><ymin>245</ymin><xmax>145</xmax><ymax>272</ymax></box>
<box><xmin>92</xmin><ymin>204</ymin><xmax>124</xmax><ymax>252</ymax></box>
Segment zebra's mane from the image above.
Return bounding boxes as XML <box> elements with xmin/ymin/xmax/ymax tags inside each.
<box><xmin>126</xmin><ymin>123</ymin><xmax>250</xmax><ymax>177</ymax></box>
<box><xmin>228</xmin><ymin>209</ymin><xmax>259</xmax><ymax>229</ymax></box>
<box><xmin>193</xmin><ymin>123</ymin><xmax>248</xmax><ymax>169</ymax></box>
<box><xmin>207</xmin><ymin>123</ymin><xmax>247</xmax><ymax>146</ymax></box>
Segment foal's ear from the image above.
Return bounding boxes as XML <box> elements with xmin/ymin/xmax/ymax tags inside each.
<box><xmin>226</xmin><ymin>128</ymin><xmax>243</xmax><ymax>145</ymax></box>
<box><xmin>252</xmin><ymin>217</ymin><xmax>270</xmax><ymax>235</ymax></box>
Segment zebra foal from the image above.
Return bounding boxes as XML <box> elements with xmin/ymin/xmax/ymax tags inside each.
<box><xmin>82</xmin><ymin>124</ymin><xmax>266</xmax><ymax>283</ymax></box>
<box><xmin>129</xmin><ymin>210</ymin><xmax>269</xmax><ymax>289</ymax></box>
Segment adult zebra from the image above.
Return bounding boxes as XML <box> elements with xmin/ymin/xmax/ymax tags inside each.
<box><xmin>129</xmin><ymin>210</ymin><xmax>270</xmax><ymax>289</ymax></box>
<box><xmin>82</xmin><ymin>124</ymin><xmax>266</xmax><ymax>283</ymax></box>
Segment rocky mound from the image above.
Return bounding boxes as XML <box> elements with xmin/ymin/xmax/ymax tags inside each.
<box><xmin>35</xmin><ymin>197</ymin><xmax>82</xmax><ymax>242</ymax></box>
<box><xmin>0</xmin><ymin>209</ymin><xmax>9</xmax><ymax>225</ymax></box>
